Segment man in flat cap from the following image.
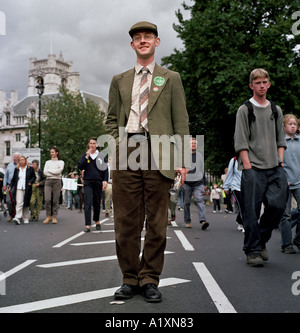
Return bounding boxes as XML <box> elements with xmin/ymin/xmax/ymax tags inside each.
<box><xmin>106</xmin><ymin>21</ymin><xmax>189</xmax><ymax>302</ymax></box>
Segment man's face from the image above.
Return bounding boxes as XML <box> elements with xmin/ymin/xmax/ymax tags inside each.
<box><xmin>13</xmin><ymin>154</ymin><xmax>20</xmax><ymax>164</ymax></box>
<box><xmin>190</xmin><ymin>139</ymin><xmax>197</xmax><ymax>151</ymax></box>
<box><xmin>249</xmin><ymin>77</ymin><xmax>271</xmax><ymax>98</ymax></box>
<box><xmin>130</xmin><ymin>30</ymin><xmax>160</xmax><ymax>60</ymax></box>
<box><xmin>88</xmin><ymin>139</ymin><xmax>97</xmax><ymax>152</ymax></box>
<box><xmin>32</xmin><ymin>162</ymin><xmax>38</xmax><ymax>170</ymax></box>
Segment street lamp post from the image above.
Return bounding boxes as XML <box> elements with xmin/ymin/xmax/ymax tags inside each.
<box><xmin>35</xmin><ymin>82</ymin><xmax>44</xmax><ymax>148</ymax></box>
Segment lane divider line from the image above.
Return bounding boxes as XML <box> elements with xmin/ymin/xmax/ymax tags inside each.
<box><xmin>193</xmin><ymin>262</ymin><xmax>237</xmax><ymax>313</ymax></box>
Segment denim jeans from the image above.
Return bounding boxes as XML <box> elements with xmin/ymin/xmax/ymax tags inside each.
<box><xmin>183</xmin><ymin>183</ymin><xmax>206</xmax><ymax>223</ymax></box>
<box><xmin>241</xmin><ymin>167</ymin><xmax>288</xmax><ymax>255</ymax></box>
<box><xmin>279</xmin><ymin>187</ymin><xmax>300</xmax><ymax>248</ymax></box>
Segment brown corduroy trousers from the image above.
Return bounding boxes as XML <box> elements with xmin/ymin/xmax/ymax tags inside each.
<box><xmin>112</xmin><ymin>137</ymin><xmax>172</xmax><ymax>287</ymax></box>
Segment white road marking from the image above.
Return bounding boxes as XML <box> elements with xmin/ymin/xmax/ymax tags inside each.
<box><xmin>193</xmin><ymin>262</ymin><xmax>237</xmax><ymax>313</ymax></box>
<box><xmin>0</xmin><ymin>260</ymin><xmax>37</xmax><ymax>282</ymax></box>
<box><xmin>53</xmin><ymin>231</ymin><xmax>85</xmax><ymax>248</ymax></box>
<box><xmin>0</xmin><ymin>277</ymin><xmax>190</xmax><ymax>313</ymax></box>
<box><xmin>52</xmin><ymin>219</ymin><xmax>110</xmax><ymax>248</ymax></box>
<box><xmin>36</xmin><ymin>251</ymin><xmax>174</xmax><ymax>268</ymax></box>
<box><xmin>174</xmin><ymin>230</ymin><xmax>194</xmax><ymax>251</ymax></box>
<box><xmin>70</xmin><ymin>237</ymin><xmax>171</xmax><ymax>247</ymax></box>
<box><xmin>71</xmin><ymin>240</ymin><xmax>116</xmax><ymax>246</ymax></box>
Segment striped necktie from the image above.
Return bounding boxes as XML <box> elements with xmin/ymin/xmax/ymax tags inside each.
<box><xmin>139</xmin><ymin>67</ymin><xmax>150</xmax><ymax>131</ymax></box>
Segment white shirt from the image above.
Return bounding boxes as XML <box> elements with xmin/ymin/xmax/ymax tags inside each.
<box><xmin>250</xmin><ymin>97</ymin><xmax>270</xmax><ymax>108</ymax></box>
<box><xmin>90</xmin><ymin>150</ymin><xmax>99</xmax><ymax>160</ymax></box>
<box><xmin>17</xmin><ymin>166</ymin><xmax>27</xmax><ymax>190</ymax></box>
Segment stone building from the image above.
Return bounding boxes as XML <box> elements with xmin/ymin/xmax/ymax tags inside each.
<box><xmin>0</xmin><ymin>53</ymin><xmax>108</xmax><ymax>169</ymax></box>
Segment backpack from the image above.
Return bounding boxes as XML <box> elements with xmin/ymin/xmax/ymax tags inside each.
<box><xmin>243</xmin><ymin>100</ymin><xmax>278</xmax><ymax>140</ymax></box>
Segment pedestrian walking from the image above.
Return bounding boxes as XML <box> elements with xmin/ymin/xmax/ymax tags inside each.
<box><xmin>2</xmin><ymin>152</ymin><xmax>20</xmax><ymax>222</ymax></box>
<box><xmin>183</xmin><ymin>137</ymin><xmax>208</xmax><ymax>230</ymax></box>
<box><xmin>43</xmin><ymin>146</ymin><xmax>64</xmax><ymax>224</ymax></box>
<box><xmin>105</xmin><ymin>21</ymin><xmax>189</xmax><ymax>303</ymax></box>
<box><xmin>210</xmin><ymin>184</ymin><xmax>222</xmax><ymax>213</ymax></box>
<box><xmin>223</xmin><ymin>157</ymin><xmax>244</xmax><ymax>232</ymax></box>
<box><xmin>279</xmin><ymin>114</ymin><xmax>300</xmax><ymax>253</ymax></box>
<box><xmin>30</xmin><ymin>159</ymin><xmax>45</xmax><ymax>221</ymax></box>
<box><xmin>78</xmin><ymin>137</ymin><xmax>108</xmax><ymax>232</ymax></box>
<box><xmin>234</xmin><ymin>68</ymin><xmax>288</xmax><ymax>267</ymax></box>
<box><xmin>10</xmin><ymin>156</ymin><xmax>36</xmax><ymax>225</ymax></box>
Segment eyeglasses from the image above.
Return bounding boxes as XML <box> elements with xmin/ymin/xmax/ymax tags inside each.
<box><xmin>132</xmin><ymin>35</ymin><xmax>156</xmax><ymax>43</ymax></box>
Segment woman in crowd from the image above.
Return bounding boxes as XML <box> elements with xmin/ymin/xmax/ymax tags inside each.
<box><xmin>11</xmin><ymin>156</ymin><xmax>36</xmax><ymax>225</ymax></box>
<box><xmin>43</xmin><ymin>146</ymin><xmax>64</xmax><ymax>224</ymax></box>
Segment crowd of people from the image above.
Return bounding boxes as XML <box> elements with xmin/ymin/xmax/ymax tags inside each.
<box><xmin>0</xmin><ymin>142</ymin><xmax>112</xmax><ymax>228</ymax></box>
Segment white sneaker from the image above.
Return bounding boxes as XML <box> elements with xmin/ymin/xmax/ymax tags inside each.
<box><xmin>213</xmin><ymin>210</ymin><xmax>216</xmax><ymax>213</ymax></box>
<box><xmin>237</xmin><ymin>223</ymin><xmax>244</xmax><ymax>232</ymax></box>
<box><xmin>13</xmin><ymin>218</ymin><xmax>20</xmax><ymax>225</ymax></box>
<box><xmin>24</xmin><ymin>219</ymin><xmax>29</xmax><ymax>224</ymax></box>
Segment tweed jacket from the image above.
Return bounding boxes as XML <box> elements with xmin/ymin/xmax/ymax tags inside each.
<box><xmin>106</xmin><ymin>63</ymin><xmax>189</xmax><ymax>180</ymax></box>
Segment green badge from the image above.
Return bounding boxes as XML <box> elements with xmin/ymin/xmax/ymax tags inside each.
<box><xmin>153</xmin><ymin>76</ymin><xmax>165</xmax><ymax>86</ymax></box>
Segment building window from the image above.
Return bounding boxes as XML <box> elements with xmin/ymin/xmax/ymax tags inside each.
<box><xmin>16</xmin><ymin>133</ymin><xmax>21</xmax><ymax>142</ymax></box>
<box><xmin>5</xmin><ymin>141</ymin><xmax>10</xmax><ymax>156</ymax></box>
<box><xmin>61</xmin><ymin>78</ymin><xmax>67</xmax><ymax>88</ymax></box>
<box><xmin>30</xmin><ymin>109</ymin><xmax>36</xmax><ymax>118</ymax></box>
<box><xmin>6</xmin><ymin>113</ymin><xmax>10</xmax><ymax>126</ymax></box>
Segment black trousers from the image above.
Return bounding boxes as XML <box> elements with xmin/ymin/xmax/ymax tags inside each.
<box><xmin>241</xmin><ymin>166</ymin><xmax>288</xmax><ymax>255</ymax></box>
<box><xmin>83</xmin><ymin>180</ymin><xmax>102</xmax><ymax>226</ymax></box>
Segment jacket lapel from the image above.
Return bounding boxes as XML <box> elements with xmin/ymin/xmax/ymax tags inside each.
<box><xmin>118</xmin><ymin>68</ymin><xmax>135</xmax><ymax>119</ymax></box>
<box><xmin>118</xmin><ymin>65</ymin><xmax>169</xmax><ymax>118</ymax></box>
<box><xmin>148</xmin><ymin>64</ymin><xmax>169</xmax><ymax>114</ymax></box>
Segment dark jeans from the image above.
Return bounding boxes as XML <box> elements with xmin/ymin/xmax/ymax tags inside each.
<box><xmin>241</xmin><ymin>166</ymin><xmax>288</xmax><ymax>255</ymax></box>
<box><xmin>213</xmin><ymin>199</ymin><xmax>220</xmax><ymax>211</ymax></box>
<box><xmin>291</xmin><ymin>209</ymin><xmax>300</xmax><ymax>244</ymax></box>
<box><xmin>83</xmin><ymin>180</ymin><xmax>102</xmax><ymax>226</ymax></box>
<box><xmin>232</xmin><ymin>190</ymin><xmax>243</xmax><ymax>225</ymax></box>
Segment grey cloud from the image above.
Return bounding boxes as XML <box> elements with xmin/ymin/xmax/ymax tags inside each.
<box><xmin>0</xmin><ymin>0</ymin><xmax>191</xmax><ymax>101</ymax></box>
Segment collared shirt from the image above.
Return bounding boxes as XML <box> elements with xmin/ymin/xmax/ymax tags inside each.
<box><xmin>126</xmin><ymin>61</ymin><xmax>155</xmax><ymax>133</ymax></box>
<box><xmin>17</xmin><ymin>166</ymin><xmax>27</xmax><ymax>190</ymax></box>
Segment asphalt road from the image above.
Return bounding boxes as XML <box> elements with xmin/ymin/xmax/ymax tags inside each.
<box><xmin>0</xmin><ymin>201</ymin><xmax>300</xmax><ymax>317</ymax></box>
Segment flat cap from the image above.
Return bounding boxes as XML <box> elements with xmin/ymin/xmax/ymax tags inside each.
<box><xmin>129</xmin><ymin>21</ymin><xmax>158</xmax><ymax>38</ymax></box>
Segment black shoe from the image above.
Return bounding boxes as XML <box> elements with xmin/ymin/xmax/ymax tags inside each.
<box><xmin>84</xmin><ymin>227</ymin><xmax>90</xmax><ymax>232</ymax></box>
<box><xmin>293</xmin><ymin>238</ymin><xmax>300</xmax><ymax>249</ymax></box>
<box><xmin>114</xmin><ymin>284</ymin><xmax>138</xmax><ymax>300</ymax></box>
<box><xmin>200</xmin><ymin>221</ymin><xmax>209</xmax><ymax>230</ymax></box>
<box><xmin>96</xmin><ymin>223</ymin><xmax>101</xmax><ymax>231</ymax></box>
<box><xmin>142</xmin><ymin>284</ymin><xmax>162</xmax><ymax>303</ymax></box>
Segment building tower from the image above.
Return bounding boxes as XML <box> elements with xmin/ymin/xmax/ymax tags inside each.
<box><xmin>27</xmin><ymin>52</ymin><xmax>80</xmax><ymax>96</ymax></box>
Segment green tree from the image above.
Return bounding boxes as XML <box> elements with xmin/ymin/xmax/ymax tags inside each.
<box><xmin>27</xmin><ymin>88</ymin><xmax>106</xmax><ymax>173</ymax></box>
<box><xmin>162</xmin><ymin>0</ymin><xmax>300</xmax><ymax>176</ymax></box>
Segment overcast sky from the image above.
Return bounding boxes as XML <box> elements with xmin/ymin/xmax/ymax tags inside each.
<box><xmin>0</xmin><ymin>0</ymin><xmax>192</xmax><ymax>102</ymax></box>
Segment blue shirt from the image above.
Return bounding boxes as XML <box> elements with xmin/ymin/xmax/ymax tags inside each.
<box><xmin>223</xmin><ymin>158</ymin><xmax>242</xmax><ymax>192</ymax></box>
<box><xmin>3</xmin><ymin>162</ymin><xmax>17</xmax><ymax>186</ymax></box>
<box><xmin>283</xmin><ymin>133</ymin><xmax>300</xmax><ymax>189</ymax></box>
